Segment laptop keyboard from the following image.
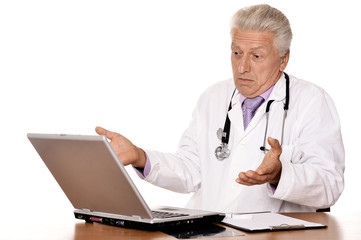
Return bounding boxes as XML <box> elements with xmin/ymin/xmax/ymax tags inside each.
<box><xmin>151</xmin><ymin>210</ymin><xmax>189</xmax><ymax>219</ymax></box>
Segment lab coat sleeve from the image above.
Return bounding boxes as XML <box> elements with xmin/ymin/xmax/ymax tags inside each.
<box><xmin>141</xmin><ymin>105</ymin><xmax>202</xmax><ymax>194</ymax></box>
<box><xmin>272</xmin><ymin>87</ymin><xmax>345</xmax><ymax>209</ymax></box>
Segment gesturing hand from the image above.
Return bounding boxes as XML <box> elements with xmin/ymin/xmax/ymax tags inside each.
<box><xmin>236</xmin><ymin>137</ymin><xmax>282</xmax><ymax>186</ymax></box>
<box><xmin>95</xmin><ymin>126</ymin><xmax>146</xmax><ymax>168</ymax></box>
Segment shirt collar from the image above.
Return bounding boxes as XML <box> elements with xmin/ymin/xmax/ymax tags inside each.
<box><xmin>238</xmin><ymin>85</ymin><xmax>275</xmax><ymax>104</ymax></box>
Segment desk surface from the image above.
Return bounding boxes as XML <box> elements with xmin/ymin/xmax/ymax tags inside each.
<box><xmin>2</xmin><ymin>212</ymin><xmax>360</xmax><ymax>240</ymax></box>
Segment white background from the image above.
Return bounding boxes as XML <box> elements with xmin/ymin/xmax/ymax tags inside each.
<box><xmin>1</xmin><ymin>0</ymin><xmax>360</xmax><ymax>225</ymax></box>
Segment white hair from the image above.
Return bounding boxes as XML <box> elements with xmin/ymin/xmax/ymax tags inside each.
<box><xmin>230</xmin><ymin>4</ymin><xmax>293</xmax><ymax>56</ymax></box>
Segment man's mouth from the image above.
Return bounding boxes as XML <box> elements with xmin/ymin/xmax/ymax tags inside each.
<box><xmin>238</xmin><ymin>77</ymin><xmax>253</xmax><ymax>83</ymax></box>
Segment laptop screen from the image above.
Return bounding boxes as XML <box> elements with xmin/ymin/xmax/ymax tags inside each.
<box><xmin>27</xmin><ymin>133</ymin><xmax>153</xmax><ymax>219</ymax></box>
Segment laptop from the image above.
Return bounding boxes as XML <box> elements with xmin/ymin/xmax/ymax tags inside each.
<box><xmin>27</xmin><ymin>133</ymin><xmax>224</xmax><ymax>230</ymax></box>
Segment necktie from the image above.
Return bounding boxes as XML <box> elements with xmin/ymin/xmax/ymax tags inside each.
<box><xmin>242</xmin><ymin>96</ymin><xmax>264</xmax><ymax>129</ymax></box>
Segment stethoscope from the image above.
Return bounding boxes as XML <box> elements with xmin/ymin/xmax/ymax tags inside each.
<box><xmin>215</xmin><ymin>72</ymin><xmax>290</xmax><ymax>160</ymax></box>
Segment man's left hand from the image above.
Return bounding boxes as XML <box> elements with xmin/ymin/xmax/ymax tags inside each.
<box><xmin>236</xmin><ymin>137</ymin><xmax>282</xmax><ymax>186</ymax></box>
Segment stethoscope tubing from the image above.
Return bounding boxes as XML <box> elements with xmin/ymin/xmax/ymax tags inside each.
<box><xmin>215</xmin><ymin>72</ymin><xmax>290</xmax><ymax>160</ymax></box>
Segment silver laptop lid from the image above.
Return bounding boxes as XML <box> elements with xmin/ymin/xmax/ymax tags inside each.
<box><xmin>27</xmin><ymin>133</ymin><xmax>153</xmax><ymax>219</ymax></box>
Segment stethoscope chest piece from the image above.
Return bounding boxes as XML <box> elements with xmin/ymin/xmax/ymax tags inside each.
<box><xmin>215</xmin><ymin>143</ymin><xmax>230</xmax><ymax>160</ymax></box>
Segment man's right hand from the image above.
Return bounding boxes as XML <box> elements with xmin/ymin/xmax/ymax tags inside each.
<box><xmin>95</xmin><ymin>126</ymin><xmax>147</xmax><ymax>168</ymax></box>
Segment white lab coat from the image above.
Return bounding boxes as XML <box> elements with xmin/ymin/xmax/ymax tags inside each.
<box><xmin>144</xmin><ymin>74</ymin><xmax>345</xmax><ymax>213</ymax></box>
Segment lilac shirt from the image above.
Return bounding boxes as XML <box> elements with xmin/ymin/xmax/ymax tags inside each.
<box><xmin>134</xmin><ymin>154</ymin><xmax>151</xmax><ymax>179</ymax></box>
<box><xmin>239</xmin><ymin>85</ymin><xmax>274</xmax><ymax>106</ymax></box>
<box><xmin>135</xmin><ymin>85</ymin><xmax>275</xmax><ymax>179</ymax></box>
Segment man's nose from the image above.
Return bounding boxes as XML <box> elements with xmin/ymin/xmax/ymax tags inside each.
<box><xmin>238</xmin><ymin>57</ymin><xmax>251</xmax><ymax>73</ymax></box>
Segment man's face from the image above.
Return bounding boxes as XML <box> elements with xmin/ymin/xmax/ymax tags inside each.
<box><xmin>231</xmin><ymin>28</ymin><xmax>289</xmax><ymax>98</ymax></box>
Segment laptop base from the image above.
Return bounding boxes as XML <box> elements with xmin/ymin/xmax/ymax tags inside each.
<box><xmin>75</xmin><ymin>212</ymin><xmax>225</xmax><ymax>231</ymax></box>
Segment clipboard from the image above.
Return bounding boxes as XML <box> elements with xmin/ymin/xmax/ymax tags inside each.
<box><xmin>221</xmin><ymin>212</ymin><xmax>327</xmax><ymax>232</ymax></box>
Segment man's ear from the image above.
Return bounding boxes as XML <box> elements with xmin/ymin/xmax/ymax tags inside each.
<box><xmin>280</xmin><ymin>50</ymin><xmax>290</xmax><ymax>71</ymax></box>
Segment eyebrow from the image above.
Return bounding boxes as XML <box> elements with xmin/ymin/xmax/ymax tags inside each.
<box><xmin>250</xmin><ymin>46</ymin><xmax>266</xmax><ymax>51</ymax></box>
<box><xmin>231</xmin><ymin>43</ymin><xmax>266</xmax><ymax>51</ymax></box>
<box><xmin>231</xmin><ymin>43</ymin><xmax>239</xmax><ymax>48</ymax></box>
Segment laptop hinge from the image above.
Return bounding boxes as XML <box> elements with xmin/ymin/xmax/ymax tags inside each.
<box><xmin>81</xmin><ymin>209</ymin><xmax>92</xmax><ymax>213</ymax></box>
<box><xmin>131</xmin><ymin>215</ymin><xmax>142</xmax><ymax>220</ymax></box>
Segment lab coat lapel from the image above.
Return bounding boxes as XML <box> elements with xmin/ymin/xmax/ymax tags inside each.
<box><xmin>227</xmin><ymin>95</ymin><xmax>244</xmax><ymax>137</ymax></box>
<box><xmin>270</xmin><ymin>74</ymin><xmax>287</xmax><ymax>102</ymax></box>
<box><xmin>228</xmin><ymin>74</ymin><xmax>287</xmax><ymax>140</ymax></box>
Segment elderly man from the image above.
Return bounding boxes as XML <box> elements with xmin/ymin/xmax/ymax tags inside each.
<box><xmin>96</xmin><ymin>4</ymin><xmax>344</xmax><ymax>213</ymax></box>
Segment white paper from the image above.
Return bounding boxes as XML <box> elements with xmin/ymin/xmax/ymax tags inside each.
<box><xmin>222</xmin><ymin>212</ymin><xmax>325</xmax><ymax>231</ymax></box>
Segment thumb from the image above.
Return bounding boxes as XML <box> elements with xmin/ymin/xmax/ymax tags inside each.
<box><xmin>95</xmin><ymin>126</ymin><xmax>115</xmax><ymax>140</ymax></box>
<box><xmin>267</xmin><ymin>137</ymin><xmax>282</xmax><ymax>156</ymax></box>
<box><xmin>95</xmin><ymin>126</ymin><xmax>107</xmax><ymax>135</ymax></box>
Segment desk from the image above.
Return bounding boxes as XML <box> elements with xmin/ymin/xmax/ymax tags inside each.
<box><xmin>2</xmin><ymin>212</ymin><xmax>360</xmax><ymax>239</ymax></box>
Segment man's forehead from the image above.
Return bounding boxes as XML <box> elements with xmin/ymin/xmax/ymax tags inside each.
<box><xmin>231</xmin><ymin>29</ymin><xmax>275</xmax><ymax>49</ymax></box>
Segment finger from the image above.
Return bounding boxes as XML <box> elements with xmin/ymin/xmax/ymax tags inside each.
<box><xmin>236</xmin><ymin>178</ymin><xmax>253</xmax><ymax>186</ymax></box>
<box><xmin>256</xmin><ymin>166</ymin><xmax>271</xmax><ymax>176</ymax></box>
<box><xmin>256</xmin><ymin>162</ymin><xmax>273</xmax><ymax>175</ymax></box>
<box><xmin>245</xmin><ymin>170</ymin><xmax>269</xmax><ymax>183</ymax></box>
<box><xmin>236</xmin><ymin>176</ymin><xmax>265</xmax><ymax>185</ymax></box>
<box><xmin>95</xmin><ymin>126</ymin><xmax>117</xmax><ymax>140</ymax></box>
<box><xmin>236</xmin><ymin>173</ymin><xmax>254</xmax><ymax>186</ymax></box>
<box><xmin>267</xmin><ymin>137</ymin><xmax>282</xmax><ymax>153</ymax></box>
<box><xmin>237</xmin><ymin>172</ymin><xmax>248</xmax><ymax>181</ymax></box>
<box><xmin>95</xmin><ymin>126</ymin><xmax>107</xmax><ymax>135</ymax></box>
<box><xmin>237</xmin><ymin>171</ymin><xmax>266</xmax><ymax>185</ymax></box>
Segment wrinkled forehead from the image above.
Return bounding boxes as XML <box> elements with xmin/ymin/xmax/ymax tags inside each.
<box><xmin>231</xmin><ymin>28</ymin><xmax>276</xmax><ymax>51</ymax></box>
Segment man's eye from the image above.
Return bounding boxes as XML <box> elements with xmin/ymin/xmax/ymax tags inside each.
<box><xmin>233</xmin><ymin>51</ymin><xmax>239</xmax><ymax>55</ymax></box>
<box><xmin>253</xmin><ymin>54</ymin><xmax>262</xmax><ymax>60</ymax></box>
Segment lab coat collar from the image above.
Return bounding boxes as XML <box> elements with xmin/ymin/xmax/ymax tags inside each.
<box><xmin>228</xmin><ymin>73</ymin><xmax>287</xmax><ymax>136</ymax></box>
<box><xmin>268</xmin><ymin>73</ymin><xmax>287</xmax><ymax>102</ymax></box>
<box><xmin>230</xmin><ymin>73</ymin><xmax>287</xmax><ymax>107</ymax></box>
